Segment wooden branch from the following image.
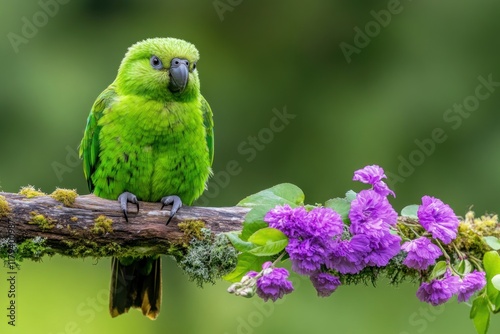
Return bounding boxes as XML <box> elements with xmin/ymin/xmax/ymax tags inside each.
<box><xmin>0</xmin><ymin>192</ymin><xmax>249</xmax><ymax>259</ymax></box>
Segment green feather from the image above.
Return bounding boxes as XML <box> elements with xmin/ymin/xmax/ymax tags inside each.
<box><xmin>79</xmin><ymin>86</ymin><xmax>117</xmax><ymax>192</ymax></box>
<box><xmin>79</xmin><ymin>37</ymin><xmax>214</xmax><ymax>320</ymax></box>
<box><xmin>201</xmin><ymin>95</ymin><xmax>214</xmax><ymax>165</ymax></box>
<box><xmin>79</xmin><ymin>37</ymin><xmax>213</xmax><ymax>204</ymax></box>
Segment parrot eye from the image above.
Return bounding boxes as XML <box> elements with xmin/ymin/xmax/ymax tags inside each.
<box><xmin>192</xmin><ymin>62</ymin><xmax>197</xmax><ymax>70</ymax></box>
<box><xmin>150</xmin><ymin>55</ymin><xmax>163</xmax><ymax>70</ymax></box>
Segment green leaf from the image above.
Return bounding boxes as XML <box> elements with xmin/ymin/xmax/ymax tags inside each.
<box><xmin>324</xmin><ymin>197</ymin><xmax>350</xmax><ymax>222</ymax></box>
<box><xmin>454</xmin><ymin>259</ymin><xmax>473</xmax><ymax>276</ymax></box>
<box><xmin>225</xmin><ymin>232</ymin><xmax>256</xmax><ymax>253</ymax></box>
<box><xmin>483</xmin><ymin>251</ymin><xmax>500</xmax><ymax>311</ymax></box>
<box><xmin>492</xmin><ymin>274</ymin><xmax>500</xmax><ymax>291</ymax></box>
<box><xmin>248</xmin><ymin>227</ymin><xmax>287</xmax><ymax>245</ymax></box>
<box><xmin>240</xmin><ymin>217</ymin><xmax>269</xmax><ymax>241</ymax></box>
<box><xmin>430</xmin><ymin>261</ymin><xmax>447</xmax><ymax>279</ymax></box>
<box><xmin>238</xmin><ymin>183</ymin><xmax>304</xmax><ymax>241</ymax></box>
<box><xmin>470</xmin><ymin>295</ymin><xmax>490</xmax><ymax>334</ymax></box>
<box><xmin>484</xmin><ymin>236</ymin><xmax>500</xmax><ymax>251</ymax></box>
<box><xmin>345</xmin><ymin>190</ymin><xmax>357</xmax><ymax>202</ymax></box>
<box><xmin>223</xmin><ymin>252</ymin><xmax>270</xmax><ymax>283</ymax></box>
<box><xmin>247</xmin><ymin>227</ymin><xmax>288</xmax><ymax>256</ymax></box>
<box><xmin>248</xmin><ymin>241</ymin><xmax>288</xmax><ymax>256</ymax></box>
<box><xmin>401</xmin><ymin>204</ymin><xmax>419</xmax><ymax>219</ymax></box>
<box><xmin>238</xmin><ymin>183</ymin><xmax>304</xmax><ymax>208</ymax></box>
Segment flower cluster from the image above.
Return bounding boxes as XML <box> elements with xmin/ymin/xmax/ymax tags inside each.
<box><xmin>266</xmin><ymin>205</ymin><xmax>343</xmax><ymax>275</ymax></box>
<box><xmin>352</xmin><ymin>164</ymin><xmax>395</xmax><ymax>197</ymax></box>
<box><xmin>401</xmin><ymin>237</ymin><xmax>442</xmax><ymax>271</ymax></box>
<box><xmin>416</xmin><ymin>270</ymin><xmax>486</xmax><ymax>305</ymax></box>
<box><xmin>252</xmin><ymin>262</ymin><xmax>294</xmax><ymax>301</ymax></box>
<box><xmin>417</xmin><ymin>196</ymin><xmax>459</xmax><ymax>244</ymax></box>
<box><xmin>397</xmin><ymin>193</ymin><xmax>479</xmax><ymax>304</ymax></box>
<box><xmin>329</xmin><ymin>165</ymin><xmax>401</xmax><ymax>274</ymax></box>
<box><xmin>227</xmin><ymin>261</ymin><xmax>294</xmax><ymax>301</ymax></box>
<box><xmin>261</xmin><ymin>165</ymin><xmax>403</xmax><ymax>297</ymax></box>
<box><xmin>229</xmin><ymin>164</ymin><xmax>486</xmax><ymax>308</ymax></box>
<box><xmin>265</xmin><ymin>205</ymin><xmax>343</xmax><ymax>297</ymax></box>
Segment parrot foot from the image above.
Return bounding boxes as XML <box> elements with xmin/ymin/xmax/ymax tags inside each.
<box><xmin>160</xmin><ymin>195</ymin><xmax>182</xmax><ymax>225</ymax></box>
<box><xmin>118</xmin><ymin>192</ymin><xmax>140</xmax><ymax>223</ymax></box>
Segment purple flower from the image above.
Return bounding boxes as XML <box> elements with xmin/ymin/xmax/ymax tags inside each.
<box><xmin>353</xmin><ymin>165</ymin><xmax>395</xmax><ymax>197</ymax></box>
<box><xmin>401</xmin><ymin>237</ymin><xmax>442</xmax><ymax>270</ymax></box>
<box><xmin>310</xmin><ymin>272</ymin><xmax>341</xmax><ymax>297</ymax></box>
<box><xmin>327</xmin><ymin>235</ymin><xmax>370</xmax><ymax>274</ymax></box>
<box><xmin>265</xmin><ymin>205</ymin><xmax>347</xmax><ymax>277</ymax></box>
<box><xmin>265</xmin><ymin>205</ymin><xmax>343</xmax><ymax>240</ymax></box>
<box><xmin>372</xmin><ymin>181</ymin><xmax>395</xmax><ymax>198</ymax></box>
<box><xmin>416</xmin><ymin>273</ymin><xmax>460</xmax><ymax>306</ymax></box>
<box><xmin>417</xmin><ymin>196</ymin><xmax>459</xmax><ymax>244</ymax></box>
<box><xmin>244</xmin><ymin>271</ymin><xmax>258</xmax><ymax>279</ymax></box>
<box><xmin>255</xmin><ymin>262</ymin><xmax>294</xmax><ymax>302</ymax></box>
<box><xmin>353</xmin><ymin>165</ymin><xmax>386</xmax><ymax>185</ymax></box>
<box><xmin>264</xmin><ymin>204</ymin><xmax>307</xmax><ymax>239</ymax></box>
<box><xmin>287</xmin><ymin>238</ymin><xmax>329</xmax><ymax>275</ymax></box>
<box><xmin>458</xmin><ymin>270</ymin><xmax>486</xmax><ymax>302</ymax></box>
<box><xmin>349</xmin><ymin>190</ymin><xmax>398</xmax><ymax>233</ymax></box>
<box><xmin>363</xmin><ymin>231</ymin><xmax>401</xmax><ymax>267</ymax></box>
<box><xmin>350</xmin><ymin>218</ymin><xmax>388</xmax><ymax>238</ymax></box>
<box><xmin>303</xmin><ymin>207</ymin><xmax>344</xmax><ymax>239</ymax></box>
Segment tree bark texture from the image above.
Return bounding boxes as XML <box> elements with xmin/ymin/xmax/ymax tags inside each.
<box><xmin>0</xmin><ymin>192</ymin><xmax>249</xmax><ymax>258</ymax></box>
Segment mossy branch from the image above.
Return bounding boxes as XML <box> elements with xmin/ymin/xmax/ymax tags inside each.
<box><xmin>0</xmin><ymin>191</ymin><xmax>248</xmax><ymax>261</ymax></box>
<box><xmin>1</xmin><ymin>188</ymin><xmax>497</xmax><ymax>279</ymax></box>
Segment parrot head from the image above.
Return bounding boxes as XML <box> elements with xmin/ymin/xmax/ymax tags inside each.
<box><xmin>115</xmin><ymin>37</ymin><xmax>201</xmax><ymax>101</ymax></box>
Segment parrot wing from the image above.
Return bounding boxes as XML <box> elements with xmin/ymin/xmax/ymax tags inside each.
<box><xmin>200</xmin><ymin>95</ymin><xmax>214</xmax><ymax>165</ymax></box>
<box><xmin>79</xmin><ymin>85</ymin><xmax>117</xmax><ymax>192</ymax></box>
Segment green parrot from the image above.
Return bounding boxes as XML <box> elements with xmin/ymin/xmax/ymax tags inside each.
<box><xmin>79</xmin><ymin>37</ymin><xmax>214</xmax><ymax>319</ymax></box>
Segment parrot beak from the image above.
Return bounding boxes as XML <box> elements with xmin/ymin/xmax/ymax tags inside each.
<box><xmin>168</xmin><ymin>58</ymin><xmax>189</xmax><ymax>93</ymax></box>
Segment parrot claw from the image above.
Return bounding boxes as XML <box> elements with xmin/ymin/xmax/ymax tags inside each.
<box><xmin>160</xmin><ymin>195</ymin><xmax>182</xmax><ymax>225</ymax></box>
<box><xmin>118</xmin><ymin>192</ymin><xmax>140</xmax><ymax>223</ymax></box>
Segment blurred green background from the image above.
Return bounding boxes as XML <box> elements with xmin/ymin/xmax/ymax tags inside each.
<box><xmin>1</xmin><ymin>0</ymin><xmax>500</xmax><ymax>333</ymax></box>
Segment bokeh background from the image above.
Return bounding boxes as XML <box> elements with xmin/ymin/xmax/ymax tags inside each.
<box><xmin>1</xmin><ymin>1</ymin><xmax>500</xmax><ymax>333</ymax></box>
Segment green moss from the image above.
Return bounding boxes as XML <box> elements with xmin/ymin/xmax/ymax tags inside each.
<box><xmin>17</xmin><ymin>237</ymin><xmax>52</xmax><ymax>262</ymax></box>
<box><xmin>90</xmin><ymin>215</ymin><xmax>113</xmax><ymax>235</ymax></box>
<box><xmin>70</xmin><ymin>217</ymin><xmax>78</xmax><ymax>222</ymax></box>
<box><xmin>453</xmin><ymin>210</ymin><xmax>500</xmax><ymax>259</ymax></box>
<box><xmin>62</xmin><ymin>240</ymin><xmax>122</xmax><ymax>258</ymax></box>
<box><xmin>179</xmin><ymin>228</ymin><xmax>238</xmax><ymax>287</ymax></box>
<box><xmin>167</xmin><ymin>243</ymin><xmax>186</xmax><ymax>261</ymax></box>
<box><xmin>0</xmin><ymin>237</ymin><xmax>53</xmax><ymax>268</ymax></box>
<box><xmin>62</xmin><ymin>239</ymin><xmax>101</xmax><ymax>258</ymax></box>
<box><xmin>28</xmin><ymin>211</ymin><xmax>55</xmax><ymax>230</ymax></box>
<box><xmin>0</xmin><ymin>195</ymin><xmax>11</xmax><ymax>217</ymax></box>
<box><xmin>19</xmin><ymin>185</ymin><xmax>46</xmax><ymax>198</ymax></box>
<box><xmin>50</xmin><ymin>188</ymin><xmax>78</xmax><ymax>207</ymax></box>
<box><xmin>178</xmin><ymin>220</ymin><xmax>205</xmax><ymax>246</ymax></box>
<box><xmin>61</xmin><ymin>238</ymin><xmax>172</xmax><ymax>259</ymax></box>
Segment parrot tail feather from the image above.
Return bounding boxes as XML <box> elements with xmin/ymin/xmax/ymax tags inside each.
<box><xmin>109</xmin><ymin>256</ymin><xmax>162</xmax><ymax>320</ymax></box>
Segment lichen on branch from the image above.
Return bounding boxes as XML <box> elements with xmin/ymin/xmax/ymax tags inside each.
<box><xmin>0</xmin><ymin>190</ymin><xmax>247</xmax><ymax>265</ymax></box>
